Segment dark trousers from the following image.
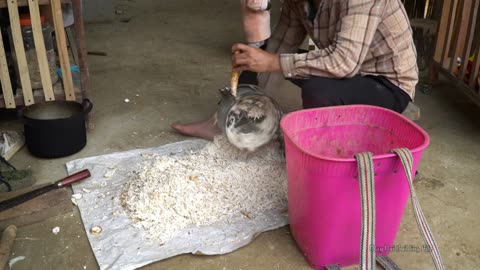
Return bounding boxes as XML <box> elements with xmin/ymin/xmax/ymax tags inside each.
<box><xmin>239</xmin><ymin>71</ymin><xmax>411</xmax><ymax>113</ymax></box>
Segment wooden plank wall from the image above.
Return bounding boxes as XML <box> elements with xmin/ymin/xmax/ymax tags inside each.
<box><xmin>432</xmin><ymin>0</ymin><xmax>480</xmax><ymax>94</ymax></box>
<box><xmin>8</xmin><ymin>0</ymin><xmax>34</xmax><ymax>106</ymax></box>
<box><xmin>0</xmin><ymin>0</ymin><xmax>76</xmax><ymax>108</ymax></box>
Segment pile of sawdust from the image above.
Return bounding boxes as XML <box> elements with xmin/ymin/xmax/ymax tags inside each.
<box><xmin>120</xmin><ymin>136</ymin><xmax>287</xmax><ymax>244</ymax></box>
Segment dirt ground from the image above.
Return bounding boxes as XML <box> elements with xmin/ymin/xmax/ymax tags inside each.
<box><xmin>0</xmin><ymin>0</ymin><xmax>479</xmax><ymax>269</ymax></box>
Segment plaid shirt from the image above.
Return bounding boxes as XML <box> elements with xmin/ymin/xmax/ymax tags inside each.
<box><xmin>267</xmin><ymin>0</ymin><xmax>418</xmax><ymax>99</ymax></box>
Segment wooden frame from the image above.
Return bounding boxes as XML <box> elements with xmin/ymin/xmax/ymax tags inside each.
<box><xmin>431</xmin><ymin>0</ymin><xmax>480</xmax><ymax>104</ymax></box>
<box><xmin>0</xmin><ymin>0</ymin><xmax>90</xmax><ymax>108</ymax></box>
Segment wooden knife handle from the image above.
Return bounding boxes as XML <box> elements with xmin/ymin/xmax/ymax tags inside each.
<box><xmin>231</xmin><ymin>70</ymin><xmax>240</xmax><ymax>97</ymax></box>
<box><xmin>231</xmin><ymin>51</ymin><xmax>241</xmax><ymax>97</ymax></box>
<box><xmin>56</xmin><ymin>169</ymin><xmax>91</xmax><ymax>187</ymax></box>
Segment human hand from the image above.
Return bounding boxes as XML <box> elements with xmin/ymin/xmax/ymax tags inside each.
<box><xmin>231</xmin><ymin>43</ymin><xmax>280</xmax><ymax>73</ymax></box>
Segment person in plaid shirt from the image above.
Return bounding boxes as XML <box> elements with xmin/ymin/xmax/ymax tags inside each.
<box><xmin>172</xmin><ymin>0</ymin><xmax>417</xmax><ymax>141</ymax></box>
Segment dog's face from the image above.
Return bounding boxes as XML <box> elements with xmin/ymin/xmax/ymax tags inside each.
<box><xmin>225</xmin><ymin>95</ymin><xmax>282</xmax><ymax>152</ymax></box>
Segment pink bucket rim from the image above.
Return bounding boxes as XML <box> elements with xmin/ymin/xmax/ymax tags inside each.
<box><xmin>280</xmin><ymin>105</ymin><xmax>430</xmax><ymax>162</ymax></box>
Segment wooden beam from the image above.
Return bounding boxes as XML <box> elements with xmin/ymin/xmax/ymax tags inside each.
<box><xmin>72</xmin><ymin>0</ymin><xmax>90</xmax><ymax>101</ymax></box>
<box><xmin>0</xmin><ymin>0</ymin><xmax>70</xmax><ymax>8</ymax></box>
<box><xmin>441</xmin><ymin>0</ymin><xmax>459</xmax><ymax>69</ymax></box>
<box><xmin>460</xmin><ymin>0</ymin><xmax>480</xmax><ymax>81</ymax></box>
<box><xmin>8</xmin><ymin>0</ymin><xmax>35</xmax><ymax>106</ymax></box>
<box><xmin>71</xmin><ymin>0</ymin><xmax>94</xmax><ymax>129</ymax></box>
<box><xmin>449</xmin><ymin>0</ymin><xmax>473</xmax><ymax>75</ymax></box>
<box><xmin>51</xmin><ymin>0</ymin><xmax>75</xmax><ymax>101</ymax></box>
<box><xmin>434</xmin><ymin>0</ymin><xmax>452</xmax><ymax>62</ymax></box>
<box><xmin>28</xmin><ymin>0</ymin><xmax>55</xmax><ymax>101</ymax></box>
<box><xmin>0</xmin><ymin>26</ymin><xmax>16</xmax><ymax>109</ymax></box>
<box><xmin>468</xmin><ymin>1</ymin><xmax>480</xmax><ymax>88</ymax></box>
<box><xmin>0</xmin><ymin>92</ymin><xmax>81</xmax><ymax>108</ymax></box>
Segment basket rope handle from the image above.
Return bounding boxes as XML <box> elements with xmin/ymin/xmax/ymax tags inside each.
<box><xmin>355</xmin><ymin>152</ymin><xmax>376</xmax><ymax>270</ymax></box>
<box><xmin>392</xmin><ymin>148</ymin><xmax>445</xmax><ymax>270</ymax></box>
<box><xmin>354</xmin><ymin>149</ymin><xmax>445</xmax><ymax>270</ymax></box>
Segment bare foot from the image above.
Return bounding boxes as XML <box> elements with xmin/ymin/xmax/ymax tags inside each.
<box><xmin>171</xmin><ymin>114</ymin><xmax>221</xmax><ymax>141</ymax></box>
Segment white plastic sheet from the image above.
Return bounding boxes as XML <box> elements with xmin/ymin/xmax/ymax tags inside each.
<box><xmin>66</xmin><ymin>139</ymin><xmax>289</xmax><ymax>270</ymax></box>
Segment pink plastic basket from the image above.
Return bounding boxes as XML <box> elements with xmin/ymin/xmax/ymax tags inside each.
<box><xmin>280</xmin><ymin>105</ymin><xmax>430</xmax><ymax>269</ymax></box>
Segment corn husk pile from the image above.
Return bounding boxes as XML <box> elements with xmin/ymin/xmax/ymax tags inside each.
<box><xmin>120</xmin><ymin>136</ymin><xmax>287</xmax><ymax>244</ymax></box>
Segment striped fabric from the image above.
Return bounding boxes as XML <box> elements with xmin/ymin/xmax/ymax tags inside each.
<box><xmin>354</xmin><ymin>149</ymin><xmax>445</xmax><ymax>270</ymax></box>
<box><xmin>355</xmin><ymin>152</ymin><xmax>376</xmax><ymax>270</ymax></box>
<box><xmin>266</xmin><ymin>0</ymin><xmax>419</xmax><ymax>100</ymax></box>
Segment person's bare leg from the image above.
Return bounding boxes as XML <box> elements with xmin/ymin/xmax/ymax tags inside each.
<box><xmin>171</xmin><ymin>113</ymin><xmax>221</xmax><ymax>141</ymax></box>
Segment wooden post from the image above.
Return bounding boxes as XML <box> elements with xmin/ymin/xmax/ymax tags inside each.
<box><xmin>449</xmin><ymin>0</ymin><xmax>473</xmax><ymax>76</ymax></box>
<box><xmin>441</xmin><ymin>0</ymin><xmax>459</xmax><ymax>69</ymax></box>
<box><xmin>71</xmin><ymin>0</ymin><xmax>90</xmax><ymax>101</ymax></box>
<box><xmin>72</xmin><ymin>0</ymin><xmax>94</xmax><ymax>129</ymax></box>
<box><xmin>433</xmin><ymin>0</ymin><xmax>452</xmax><ymax>63</ymax></box>
<box><xmin>459</xmin><ymin>0</ymin><xmax>479</xmax><ymax>81</ymax></box>
<box><xmin>8</xmin><ymin>0</ymin><xmax>35</xmax><ymax>106</ymax></box>
<box><xmin>28</xmin><ymin>0</ymin><xmax>55</xmax><ymax>101</ymax></box>
<box><xmin>51</xmin><ymin>0</ymin><xmax>75</xmax><ymax>101</ymax></box>
<box><xmin>0</xmin><ymin>26</ymin><xmax>16</xmax><ymax>109</ymax></box>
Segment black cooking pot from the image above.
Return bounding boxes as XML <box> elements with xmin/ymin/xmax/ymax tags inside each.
<box><xmin>19</xmin><ymin>99</ymin><xmax>93</xmax><ymax>158</ymax></box>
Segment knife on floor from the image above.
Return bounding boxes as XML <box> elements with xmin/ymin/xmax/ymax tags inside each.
<box><xmin>0</xmin><ymin>169</ymin><xmax>91</xmax><ymax>212</ymax></box>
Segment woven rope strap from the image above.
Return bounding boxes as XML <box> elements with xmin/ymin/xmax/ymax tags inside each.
<box><xmin>392</xmin><ymin>148</ymin><xmax>445</xmax><ymax>270</ymax></box>
<box><xmin>355</xmin><ymin>149</ymin><xmax>445</xmax><ymax>270</ymax></box>
<box><xmin>354</xmin><ymin>152</ymin><xmax>376</xmax><ymax>270</ymax></box>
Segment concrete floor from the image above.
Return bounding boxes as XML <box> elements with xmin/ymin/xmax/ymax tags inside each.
<box><xmin>1</xmin><ymin>0</ymin><xmax>479</xmax><ymax>269</ymax></box>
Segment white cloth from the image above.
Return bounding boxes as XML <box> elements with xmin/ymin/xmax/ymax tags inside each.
<box><xmin>65</xmin><ymin>139</ymin><xmax>288</xmax><ymax>270</ymax></box>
